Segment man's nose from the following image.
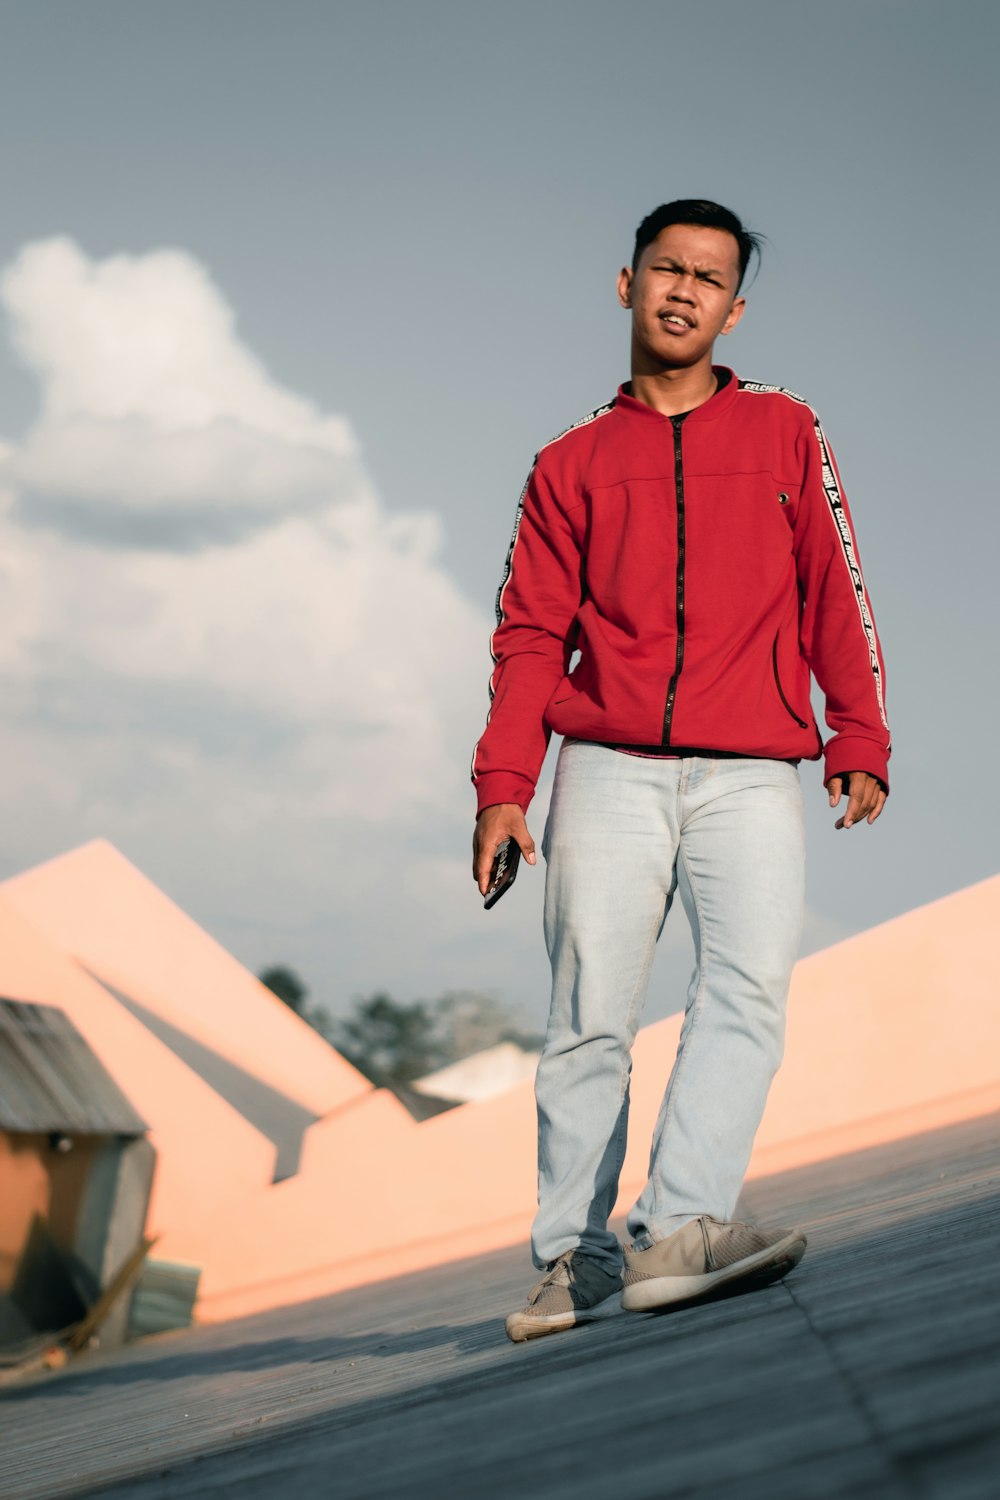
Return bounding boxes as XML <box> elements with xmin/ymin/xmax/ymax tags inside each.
<box><xmin>667</xmin><ymin>277</ymin><xmax>696</xmax><ymax>302</ymax></box>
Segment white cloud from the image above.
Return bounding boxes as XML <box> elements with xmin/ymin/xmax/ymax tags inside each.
<box><xmin>2</xmin><ymin>238</ymin><xmax>351</xmax><ymax>443</ymax></box>
<box><xmin>0</xmin><ymin>239</ymin><xmax>504</xmax><ymax>1014</ymax></box>
<box><xmin>1</xmin><ymin>238</ymin><xmax>357</xmax><ymax>540</ymax></box>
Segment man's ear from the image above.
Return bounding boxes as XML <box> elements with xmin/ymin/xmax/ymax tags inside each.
<box><xmin>617</xmin><ymin>265</ymin><xmax>634</xmax><ymax>309</ymax></box>
<box><xmin>721</xmin><ymin>296</ymin><xmax>746</xmax><ymax>335</ymax></box>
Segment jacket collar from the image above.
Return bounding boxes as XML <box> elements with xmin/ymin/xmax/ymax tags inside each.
<box><xmin>615</xmin><ymin>367</ymin><xmax>739</xmax><ymax>425</ymax></box>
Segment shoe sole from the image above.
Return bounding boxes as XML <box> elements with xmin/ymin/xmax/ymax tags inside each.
<box><xmin>621</xmin><ymin>1230</ymin><xmax>807</xmax><ymax>1314</ymax></box>
<box><xmin>505</xmin><ymin>1290</ymin><xmax>624</xmax><ymax>1343</ymax></box>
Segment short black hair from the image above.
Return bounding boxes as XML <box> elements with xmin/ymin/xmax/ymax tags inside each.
<box><xmin>632</xmin><ymin>200</ymin><xmax>762</xmax><ymax>290</ymax></box>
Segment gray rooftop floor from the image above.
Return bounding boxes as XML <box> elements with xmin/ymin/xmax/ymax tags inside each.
<box><xmin>2</xmin><ymin>1111</ymin><xmax>999</xmax><ymax>1500</ymax></box>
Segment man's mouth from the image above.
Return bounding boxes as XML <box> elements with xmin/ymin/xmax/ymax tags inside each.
<box><xmin>660</xmin><ymin>312</ymin><xmax>694</xmax><ymax>329</ymax></box>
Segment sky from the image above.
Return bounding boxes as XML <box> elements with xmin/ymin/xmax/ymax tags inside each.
<box><xmin>0</xmin><ymin>0</ymin><xmax>996</xmax><ymax>1031</ymax></box>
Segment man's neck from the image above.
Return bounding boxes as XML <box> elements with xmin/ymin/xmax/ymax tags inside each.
<box><xmin>628</xmin><ymin>360</ymin><xmax>718</xmax><ymax>418</ymax></box>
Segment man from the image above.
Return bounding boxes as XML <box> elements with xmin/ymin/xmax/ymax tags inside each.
<box><xmin>471</xmin><ymin>200</ymin><xmax>890</xmax><ymax>1343</ymax></box>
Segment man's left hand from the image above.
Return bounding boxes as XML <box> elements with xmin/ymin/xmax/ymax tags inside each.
<box><xmin>826</xmin><ymin>771</ymin><xmax>887</xmax><ymax>830</ymax></box>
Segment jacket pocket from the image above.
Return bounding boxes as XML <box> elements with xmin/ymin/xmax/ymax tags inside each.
<box><xmin>772</xmin><ymin>633</ymin><xmax>809</xmax><ymax>729</ymax></box>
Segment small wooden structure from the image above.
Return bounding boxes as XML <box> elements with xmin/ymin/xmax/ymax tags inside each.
<box><xmin>0</xmin><ymin>997</ymin><xmax>154</xmax><ymax>1351</ymax></box>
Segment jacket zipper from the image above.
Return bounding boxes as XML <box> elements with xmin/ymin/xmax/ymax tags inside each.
<box><xmin>771</xmin><ymin>633</ymin><xmax>809</xmax><ymax>729</ymax></box>
<box><xmin>661</xmin><ymin>414</ymin><xmax>686</xmax><ymax>744</ymax></box>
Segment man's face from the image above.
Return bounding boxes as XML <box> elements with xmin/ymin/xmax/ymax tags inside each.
<box><xmin>617</xmin><ymin>223</ymin><xmax>746</xmax><ymax>371</ymax></box>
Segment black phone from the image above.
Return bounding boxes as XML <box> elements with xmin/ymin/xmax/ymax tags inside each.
<box><xmin>483</xmin><ymin>838</ymin><xmax>521</xmax><ymax>910</ymax></box>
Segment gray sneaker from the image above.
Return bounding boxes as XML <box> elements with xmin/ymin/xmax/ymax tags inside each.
<box><xmin>621</xmin><ymin>1216</ymin><xmax>806</xmax><ymax>1313</ymax></box>
<box><xmin>505</xmin><ymin>1250</ymin><xmax>624</xmax><ymax>1343</ymax></box>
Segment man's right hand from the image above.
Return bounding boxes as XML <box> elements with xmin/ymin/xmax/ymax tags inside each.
<box><xmin>473</xmin><ymin>804</ymin><xmax>537</xmax><ymax>896</ymax></box>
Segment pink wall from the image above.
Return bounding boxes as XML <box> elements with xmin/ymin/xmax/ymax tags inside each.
<box><xmin>619</xmin><ymin>872</ymin><xmax>1000</xmax><ymax>1197</ymax></box>
<box><xmin>193</xmin><ymin>872</ymin><xmax>1000</xmax><ymax>1319</ymax></box>
<box><xmin>2</xmin><ymin>841</ymin><xmax>371</xmax><ymax>1116</ymax></box>
<box><xmin>0</xmin><ymin>895</ymin><xmax>277</xmax><ymax>1234</ymax></box>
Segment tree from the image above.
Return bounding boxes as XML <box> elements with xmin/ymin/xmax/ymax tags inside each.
<box><xmin>328</xmin><ymin>990</ymin><xmax>543</xmax><ymax>1090</ymax></box>
<box><xmin>431</xmin><ymin>990</ymin><xmax>542</xmax><ymax>1061</ymax></box>
<box><xmin>331</xmin><ymin>992</ymin><xmax>445</xmax><ymax>1087</ymax></box>
<box><xmin>258</xmin><ymin>965</ymin><xmax>308</xmax><ymax>1015</ymax></box>
<box><xmin>256</xmin><ymin>965</ymin><xmax>542</xmax><ymax>1090</ymax></box>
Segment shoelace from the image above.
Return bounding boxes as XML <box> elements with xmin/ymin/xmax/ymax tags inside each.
<box><xmin>529</xmin><ymin>1251</ymin><xmax>575</xmax><ymax>1301</ymax></box>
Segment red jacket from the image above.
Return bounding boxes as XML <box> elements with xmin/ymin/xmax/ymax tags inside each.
<box><xmin>472</xmin><ymin>371</ymin><xmax>890</xmax><ymax>814</ymax></box>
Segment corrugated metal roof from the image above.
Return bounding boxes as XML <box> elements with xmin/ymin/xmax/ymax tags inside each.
<box><xmin>0</xmin><ymin>998</ymin><xmax>147</xmax><ymax>1135</ymax></box>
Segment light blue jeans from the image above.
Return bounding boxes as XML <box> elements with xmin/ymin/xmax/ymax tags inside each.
<box><xmin>533</xmin><ymin>740</ymin><xmax>806</xmax><ymax>1271</ymax></box>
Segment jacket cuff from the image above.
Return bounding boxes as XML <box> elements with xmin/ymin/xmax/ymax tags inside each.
<box><xmin>474</xmin><ymin>772</ymin><xmax>536</xmax><ymax>816</ymax></box>
<box><xmin>823</xmin><ymin>735</ymin><xmax>890</xmax><ymax>793</ymax></box>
